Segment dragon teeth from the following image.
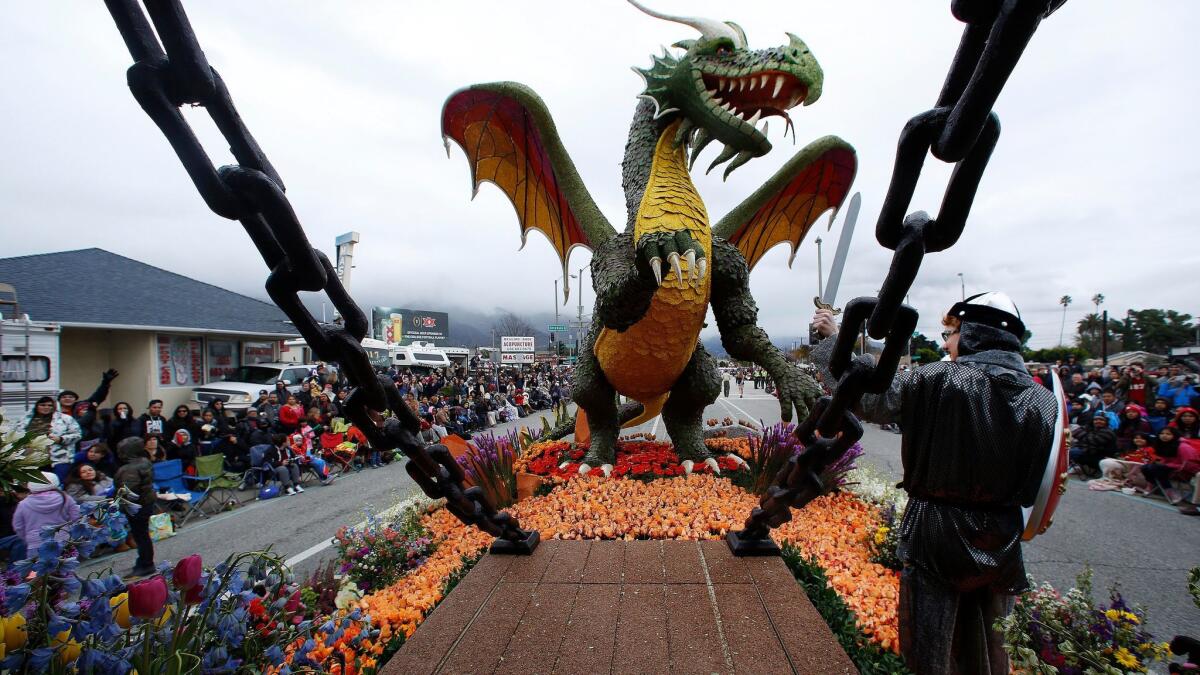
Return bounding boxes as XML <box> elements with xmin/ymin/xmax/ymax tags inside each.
<box><xmin>746</xmin><ymin>110</ymin><xmax>761</xmax><ymax>126</ymax></box>
<box><xmin>737</xmin><ymin>79</ymin><xmax>746</xmax><ymax>92</ymax></box>
<box><xmin>773</xmin><ymin>75</ymin><xmax>785</xmax><ymax>98</ymax></box>
<box><xmin>760</xmin><ymin>74</ymin><xmax>770</xmax><ymax>88</ymax></box>
<box><xmin>760</xmin><ymin>119</ymin><xmax>769</xmax><ymax>135</ymax></box>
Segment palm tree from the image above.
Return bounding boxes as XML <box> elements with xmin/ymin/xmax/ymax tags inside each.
<box><xmin>1058</xmin><ymin>295</ymin><xmax>1072</xmax><ymax>346</ymax></box>
<box><xmin>1091</xmin><ymin>293</ymin><xmax>1105</xmax><ymax>346</ymax></box>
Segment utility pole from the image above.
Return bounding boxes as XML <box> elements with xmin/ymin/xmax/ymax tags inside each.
<box><xmin>957</xmin><ymin>272</ymin><xmax>965</xmax><ymax>301</ymax></box>
<box><xmin>553</xmin><ymin>279</ymin><xmax>559</xmax><ymax>323</ymax></box>
<box><xmin>576</xmin><ymin>266</ymin><xmax>584</xmax><ymax>360</ymax></box>
<box><xmin>1101</xmin><ymin>309</ymin><xmax>1109</xmax><ymax>366</ymax></box>
<box><xmin>815</xmin><ymin>237</ymin><xmax>824</xmax><ymax>299</ymax></box>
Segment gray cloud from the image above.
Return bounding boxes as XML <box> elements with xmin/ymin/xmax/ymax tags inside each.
<box><xmin>2</xmin><ymin>1</ymin><xmax>1195</xmax><ymax>349</ymax></box>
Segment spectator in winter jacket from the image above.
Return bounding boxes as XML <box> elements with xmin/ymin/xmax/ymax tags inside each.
<box><xmin>1146</xmin><ymin>397</ymin><xmax>1174</xmax><ymax>434</ymax></box>
<box><xmin>13</xmin><ymin>472</ymin><xmax>80</xmax><ymax>552</ymax></box>
<box><xmin>1117</xmin><ymin>363</ymin><xmax>1154</xmax><ymax>407</ymax></box>
<box><xmin>1070</xmin><ymin>414</ymin><xmax>1118</xmax><ymax>477</ymax></box>
<box><xmin>1115</xmin><ymin>405</ymin><xmax>1153</xmax><ymax>454</ymax></box>
<box><xmin>114</xmin><ymin>437</ymin><xmax>156</xmax><ymax>577</ymax></box>
<box><xmin>0</xmin><ymin>486</ymin><xmax>29</xmax><ymax>564</ymax></box>
<box><xmin>259</xmin><ymin>392</ymin><xmax>282</xmax><ymax>427</ymax></box>
<box><xmin>64</xmin><ymin>463</ymin><xmax>113</xmax><ymax>503</ymax></box>
<box><xmin>72</xmin><ymin>442</ymin><xmax>117</xmax><ymax>477</ymax></box>
<box><xmin>1157</xmin><ymin>376</ymin><xmax>1199</xmax><ymax>408</ymax></box>
<box><xmin>13</xmin><ymin>397</ymin><xmax>81</xmax><ymax>480</ymax></box>
<box><xmin>104</xmin><ymin>401</ymin><xmax>139</xmax><ymax>450</ymax></box>
<box><xmin>136</xmin><ymin>400</ymin><xmax>167</xmax><ymax>441</ymax></box>
<box><xmin>1140</xmin><ymin>427</ymin><xmax>1200</xmax><ymax>503</ymax></box>
<box><xmin>278</xmin><ymin>395</ymin><xmax>304</xmax><ymax>433</ymax></box>
<box><xmin>164</xmin><ymin>405</ymin><xmax>197</xmax><ymax>444</ymax></box>
<box><xmin>59</xmin><ymin>369</ymin><xmax>119</xmax><ymax>442</ymax></box>
<box><xmin>263</xmin><ymin>434</ymin><xmax>303</xmax><ymax>495</ymax></box>
<box><xmin>1170</xmin><ymin>407</ymin><xmax>1200</xmax><ymax>439</ymax></box>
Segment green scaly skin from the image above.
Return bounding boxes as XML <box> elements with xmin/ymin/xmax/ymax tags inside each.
<box><xmin>571</xmin><ymin>29</ymin><xmax>825</xmax><ymax>470</ymax></box>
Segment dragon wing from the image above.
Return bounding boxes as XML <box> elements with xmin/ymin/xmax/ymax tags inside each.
<box><xmin>442</xmin><ymin>82</ymin><xmax>615</xmax><ymax>296</ymax></box>
<box><xmin>712</xmin><ymin>136</ymin><xmax>856</xmax><ymax>271</ymax></box>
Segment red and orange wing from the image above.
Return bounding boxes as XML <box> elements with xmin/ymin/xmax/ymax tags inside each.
<box><xmin>713</xmin><ymin>136</ymin><xmax>856</xmax><ymax>271</ymax></box>
<box><xmin>441</xmin><ymin>82</ymin><xmax>613</xmax><ymax>283</ymax></box>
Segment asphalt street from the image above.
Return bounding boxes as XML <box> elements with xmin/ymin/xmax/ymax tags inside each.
<box><xmin>83</xmin><ymin>386</ymin><xmax>1199</xmax><ymax>642</ymax></box>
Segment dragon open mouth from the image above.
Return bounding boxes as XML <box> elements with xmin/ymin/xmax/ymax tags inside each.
<box><xmin>700</xmin><ymin>71</ymin><xmax>808</xmax><ymax>140</ymax></box>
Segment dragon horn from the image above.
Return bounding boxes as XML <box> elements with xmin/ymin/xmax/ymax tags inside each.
<box><xmin>626</xmin><ymin>0</ymin><xmax>745</xmax><ymax>48</ymax></box>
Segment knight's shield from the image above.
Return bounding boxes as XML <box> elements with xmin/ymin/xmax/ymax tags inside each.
<box><xmin>1022</xmin><ymin>369</ymin><xmax>1069</xmax><ymax>541</ymax></box>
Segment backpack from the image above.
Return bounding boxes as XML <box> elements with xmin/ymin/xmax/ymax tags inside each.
<box><xmin>258</xmin><ymin>484</ymin><xmax>280</xmax><ymax>500</ymax></box>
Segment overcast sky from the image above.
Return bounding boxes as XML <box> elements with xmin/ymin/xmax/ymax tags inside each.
<box><xmin>3</xmin><ymin>1</ymin><xmax>1197</xmax><ymax>348</ymax></box>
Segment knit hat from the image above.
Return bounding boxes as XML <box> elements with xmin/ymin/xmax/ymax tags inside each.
<box><xmin>29</xmin><ymin>472</ymin><xmax>60</xmax><ymax>493</ymax></box>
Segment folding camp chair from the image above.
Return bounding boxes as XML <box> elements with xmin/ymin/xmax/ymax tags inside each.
<box><xmin>181</xmin><ymin>454</ymin><xmax>242</xmax><ymax>524</ymax></box>
<box><xmin>152</xmin><ymin>459</ymin><xmax>198</xmax><ymax>523</ymax></box>
<box><xmin>241</xmin><ymin>444</ymin><xmax>276</xmax><ymax>490</ymax></box>
<box><xmin>319</xmin><ymin>432</ymin><xmax>355</xmax><ymax>475</ymax></box>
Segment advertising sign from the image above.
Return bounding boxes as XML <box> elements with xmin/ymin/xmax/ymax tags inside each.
<box><xmin>501</xmin><ymin>352</ymin><xmax>535</xmax><ymax>364</ymax></box>
<box><xmin>501</xmin><ymin>336</ymin><xmax>535</xmax><ymax>353</ymax></box>
<box><xmin>206</xmin><ymin>339</ymin><xmax>239</xmax><ymax>381</ymax></box>
<box><xmin>371</xmin><ymin>307</ymin><xmax>449</xmax><ymax>345</ymax></box>
<box><xmin>243</xmin><ymin>341</ymin><xmax>275</xmax><ymax>365</ymax></box>
<box><xmin>157</xmin><ymin>335</ymin><xmax>204</xmax><ymax>386</ymax></box>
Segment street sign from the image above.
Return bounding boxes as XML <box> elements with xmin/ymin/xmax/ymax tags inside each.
<box><xmin>501</xmin><ymin>352</ymin><xmax>535</xmax><ymax>364</ymax></box>
<box><xmin>501</xmin><ymin>336</ymin><xmax>535</xmax><ymax>353</ymax></box>
<box><xmin>548</xmin><ymin>324</ymin><xmax>567</xmax><ymax>332</ymax></box>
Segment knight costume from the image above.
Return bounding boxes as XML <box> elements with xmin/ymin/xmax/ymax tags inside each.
<box><xmin>812</xmin><ymin>292</ymin><xmax>1059</xmax><ymax>675</ymax></box>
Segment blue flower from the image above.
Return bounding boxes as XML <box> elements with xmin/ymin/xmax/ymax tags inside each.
<box><xmin>201</xmin><ymin>645</ymin><xmax>229</xmax><ymax>670</ymax></box>
<box><xmin>47</xmin><ymin>612</ymin><xmax>71</xmax><ymax>635</ymax></box>
<box><xmin>57</xmin><ymin>601</ymin><xmax>81</xmax><ymax>618</ymax></box>
<box><xmin>4</xmin><ymin>583</ymin><xmax>30</xmax><ymax>613</ymax></box>
<box><xmin>28</xmin><ymin>647</ymin><xmax>54</xmax><ymax>672</ymax></box>
<box><xmin>264</xmin><ymin>645</ymin><xmax>284</xmax><ymax>666</ymax></box>
<box><xmin>78</xmin><ymin>502</ymin><xmax>99</xmax><ymax>517</ymax></box>
<box><xmin>104</xmin><ymin>574</ymin><xmax>125</xmax><ymax>593</ymax></box>
<box><xmin>82</xmin><ymin>578</ymin><xmax>107</xmax><ymax>599</ymax></box>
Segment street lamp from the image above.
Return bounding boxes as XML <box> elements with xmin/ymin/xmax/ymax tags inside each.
<box><xmin>957</xmin><ymin>272</ymin><xmax>965</xmax><ymax>300</ymax></box>
<box><xmin>570</xmin><ymin>268</ymin><xmax>587</xmax><ymax>358</ymax></box>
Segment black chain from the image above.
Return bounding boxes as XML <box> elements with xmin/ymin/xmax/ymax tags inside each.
<box><xmin>730</xmin><ymin>0</ymin><xmax>1066</xmax><ymax>554</ymax></box>
<box><xmin>102</xmin><ymin>0</ymin><xmax>537</xmax><ymax>554</ymax></box>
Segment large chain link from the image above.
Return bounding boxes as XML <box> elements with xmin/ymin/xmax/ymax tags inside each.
<box><xmin>103</xmin><ymin>0</ymin><xmax>537</xmax><ymax>553</ymax></box>
<box><xmin>730</xmin><ymin>0</ymin><xmax>1067</xmax><ymax>553</ymax></box>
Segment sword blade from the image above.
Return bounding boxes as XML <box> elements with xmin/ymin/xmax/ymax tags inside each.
<box><xmin>821</xmin><ymin>192</ymin><xmax>860</xmax><ymax>307</ymax></box>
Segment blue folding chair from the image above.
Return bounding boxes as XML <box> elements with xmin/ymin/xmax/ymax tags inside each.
<box><xmin>151</xmin><ymin>459</ymin><xmax>201</xmax><ymax>524</ymax></box>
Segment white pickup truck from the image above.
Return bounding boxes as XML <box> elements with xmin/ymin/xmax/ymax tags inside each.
<box><xmin>191</xmin><ymin>363</ymin><xmax>321</xmax><ymax>413</ymax></box>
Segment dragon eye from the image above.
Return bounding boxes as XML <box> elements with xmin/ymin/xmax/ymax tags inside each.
<box><xmin>716</xmin><ymin>45</ymin><xmax>732</xmax><ymax>56</ymax></box>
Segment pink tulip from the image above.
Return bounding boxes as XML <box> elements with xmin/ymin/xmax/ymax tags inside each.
<box><xmin>172</xmin><ymin>555</ymin><xmax>203</xmax><ymax>590</ymax></box>
<box><xmin>128</xmin><ymin>576</ymin><xmax>168</xmax><ymax>619</ymax></box>
<box><xmin>284</xmin><ymin>590</ymin><xmax>301</xmax><ymax>613</ymax></box>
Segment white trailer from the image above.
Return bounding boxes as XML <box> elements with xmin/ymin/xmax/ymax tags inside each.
<box><xmin>1</xmin><ymin>316</ymin><xmax>61</xmax><ymax>421</ymax></box>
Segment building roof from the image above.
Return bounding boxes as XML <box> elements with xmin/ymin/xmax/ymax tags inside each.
<box><xmin>0</xmin><ymin>248</ymin><xmax>299</xmax><ymax>337</ymax></box>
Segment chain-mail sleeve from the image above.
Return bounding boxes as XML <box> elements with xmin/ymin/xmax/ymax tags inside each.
<box><xmin>810</xmin><ymin>332</ymin><xmax>907</xmax><ymax>426</ymax></box>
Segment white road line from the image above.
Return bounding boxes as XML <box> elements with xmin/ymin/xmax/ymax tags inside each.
<box><xmin>716</xmin><ymin>397</ymin><xmax>762</xmax><ymax>428</ymax></box>
<box><xmin>285</xmin><ymin>538</ymin><xmax>334</xmax><ymax>567</ymax></box>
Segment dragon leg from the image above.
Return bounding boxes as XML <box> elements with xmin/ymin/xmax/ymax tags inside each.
<box><xmin>572</xmin><ymin>322</ymin><xmax>621</xmax><ymax>474</ymax></box>
<box><xmin>661</xmin><ymin>343</ymin><xmax>721</xmax><ymax>472</ymax></box>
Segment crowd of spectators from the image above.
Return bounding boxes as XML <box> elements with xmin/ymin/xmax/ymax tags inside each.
<box><xmin>1052</xmin><ymin>359</ymin><xmax>1200</xmax><ymax>516</ymax></box>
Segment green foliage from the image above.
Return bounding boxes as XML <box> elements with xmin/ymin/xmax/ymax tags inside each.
<box><xmin>1189</xmin><ymin>566</ymin><xmax>1200</xmax><ymax>610</ymax></box>
<box><xmin>1024</xmin><ymin>345</ymin><xmax>1091</xmax><ymax>363</ymax></box>
<box><xmin>333</xmin><ymin>510</ymin><xmax>435</xmax><ymax>593</ymax></box>
<box><xmin>913</xmin><ymin>348</ymin><xmax>941</xmax><ymax>364</ymax></box>
<box><xmin>441</xmin><ymin>551</ymin><xmax>485</xmax><ymax>598</ymax></box>
<box><xmin>996</xmin><ymin>567</ymin><xmax>1171</xmax><ymax>673</ymax></box>
<box><xmin>1076</xmin><ymin>312</ymin><xmax>1125</xmax><ymax>356</ymax></box>
<box><xmin>0</xmin><ymin>412</ymin><xmax>54</xmax><ymax>497</ymax></box>
<box><xmin>782</xmin><ymin>544</ymin><xmax>912</xmax><ymax>675</ymax></box>
<box><xmin>300</xmin><ymin>559</ymin><xmax>341</xmax><ymax>618</ymax></box>
<box><xmin>867</xmin><ymin>504</ymin><xmax>903</xmax><ymax>572</ymax></box>
<box><xmin>533</xmin><ymin>480</ymin><xmax>558</xmax><ymax>498</ymax></box>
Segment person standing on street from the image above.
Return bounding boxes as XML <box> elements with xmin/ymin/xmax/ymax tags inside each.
<box><xmin>114</xmin><ymin>437</ymin><xmax>157</xmax><ymax>578</ymax></box>
<box><xmin>812</xmin><ymin>291</ymin><xmax>1058</xmax><ymax>675</ymax></box>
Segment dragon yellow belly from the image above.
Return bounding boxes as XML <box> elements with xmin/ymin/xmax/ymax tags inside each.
<box><xmin>595</xmin><ymin>121</ymin><xmax>711</xmax><ymax>402</ymax></box>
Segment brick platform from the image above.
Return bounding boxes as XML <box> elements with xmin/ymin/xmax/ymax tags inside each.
<box><xmin>383</xmin><ymin>540</ymin><xmax>858</xmax><ymax>674</ymax></box>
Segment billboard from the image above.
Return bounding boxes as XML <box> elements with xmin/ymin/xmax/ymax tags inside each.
<box><xmin>371</xmin><ymin>307</ymin><xmax>449</xmax><ymax>345</ymax></box>
<box><xmin>501</xmin><ymin>336</ymin><xmax>535</xmax><ymax>353</ymax></box>
<box><xmin>501</xmin><ymin>353</ymin><xmax>535</xmax><ymax>364</ymax></box>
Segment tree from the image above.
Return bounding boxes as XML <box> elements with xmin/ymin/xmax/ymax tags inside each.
<box><xmin>492</xmin><ymin>311</ymin><xmax>536</xmax><ymax>339</ymax></box>
<box><xmin>1119</xmin><ymin>309</ymin><xmax>1195</xmax><ymax>354</ymax></box>
<box><xmin>1075</xmin><ymin>312</ymin><xmax>1122</xmax><ymax>357</ymax></box>
<box><xmin>1058</xmin><ymin>295</ymin><xmax>1072</xmax><ymax>346</ymax></box>
<box><xmin>1025</xmin><ymin>345</ymin><xmax>1090</xmax><ymax>363</ymax></box>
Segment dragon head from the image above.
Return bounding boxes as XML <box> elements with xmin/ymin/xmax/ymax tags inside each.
<box><xmin>629</xmin><ymin>0</ymin><xmax>824</xmax><ymax>179</ymax></box>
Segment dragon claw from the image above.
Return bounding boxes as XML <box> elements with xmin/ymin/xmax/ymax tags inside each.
<box><xmin>698</xmin><ymin>257</ymin><xmax>707</xmax><ymax>279</ymax></box>
<box><xmin>685</xmin><ymin>249</ymin><xmax>697</xmax><ymax>280</ymax></box>
<box><xmin>668</xmin><ymin>252</ymin><xmax>683</xmax><ymax>285</ymax></box>
<box><xmin>600</xmin><ymin>464</ymin><xmax>613</xmax><ymax>478</ymax></box>
<box><xmin>681</xmin><ymin>459</ymin><xmax>695</xmax><ymax>475</ymax></box>
<box><xmin>650</xmin><ymin>257</ymin><xmax>662</xmax><ymax>285</ymax></box>
<box><xmin>559</xmin><ymin>461</ymin><xmax>570</xmax><ymax>470</ymax></box>
<box><xmin>578</xmin><ymin>462</ymin><xmax>591</xmax><ymax>476</ymax></box>
<box><xmin>729</xmin><ymin>454</ymin><xmax>748</xmax><ymax>468</ymax></box>
<box><xmin>704</xmin><ymin>457</ymin><xmax>720</xmax><ymax>475</ymax></box>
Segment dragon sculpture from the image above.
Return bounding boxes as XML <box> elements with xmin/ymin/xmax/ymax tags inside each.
<box><xmin>442</xmin><ymin>1</ymin><xmax>857</xmax><ymax>476</ymax></box>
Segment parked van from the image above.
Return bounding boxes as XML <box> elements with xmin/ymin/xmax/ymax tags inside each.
<box><xmin>1</xmin><ymin>316</ymin><xmax>61</xmax><ymax>421</ymax></box>
<box><xmin>393</xmin><ymin>342</ymin><xmax>451</xmax><ymax>370</ymax></box>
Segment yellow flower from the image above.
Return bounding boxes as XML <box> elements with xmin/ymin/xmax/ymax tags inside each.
<box><xmin>1105</xmin><ymin>608</ymin><xmax>1121</xmax><ymax>621</ymax></box>
<box><xmin>1120</xmin><ymin>610</ymin><xmax>1140</xmax><ymax>624</ymax></box>
<box><xmin>1113</xmin><ymin>647</ymin><xmax>1139</xmax><ymax>669</ymax></box>
<box><xmin>874</xmin><ymin>528</ymin><xmax>889</xmax><ymax>545</ymax></box>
